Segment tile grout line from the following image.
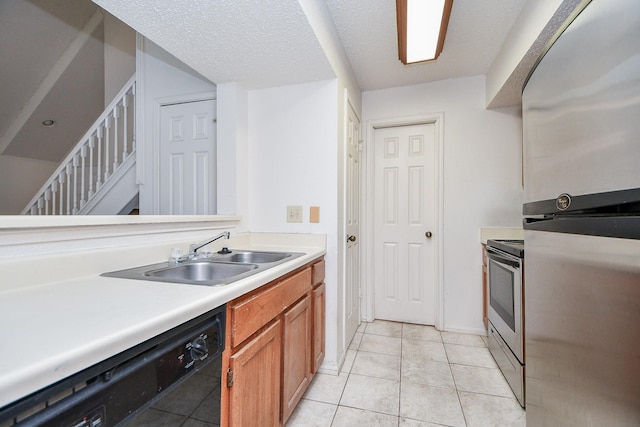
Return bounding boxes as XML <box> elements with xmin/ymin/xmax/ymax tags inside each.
<box><xmin>444</xmin><ymin>334</ymin><xmax>471</xmax><ymax>427</ymax></box>
<box><xmin>328</xmin><ymin>323</ymin><xmax>360</xmax><ymax>427</ymax></box>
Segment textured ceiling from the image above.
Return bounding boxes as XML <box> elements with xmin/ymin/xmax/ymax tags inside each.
<box><xmin>92</xmin><ymin>0</ymin><xmax>336</xmax><ymax>89</ymax></box>
<box><xmin>92</xmin><ymin>0</ymin><xmax>528</xmax><ymax>92</ymax></box>
<box><xmin>325</xmin><ymin>0</ymin><xmax>528</xmax><ymax>91</ymax></box>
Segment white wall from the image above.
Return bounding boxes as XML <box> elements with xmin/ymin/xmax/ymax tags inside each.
<box><xmin>0</xmin><ymin>155</ymin><xmax>57</xmax><ymax>214</ymax></box>
<box><xmin>248</xmin><ymin>79</ymin><xmax>341</xmax><ymax>368</ymax></box>
<box><xmin>103</xmin><ymin>11</ymin><xmax>136</xmax><ymax>106</ymax></box>
<box><xmin>363</xmin><ymin>75</ymin><xmax>523</xmax><ymax>333</ymax></box>
<box><xmin>216</xmin><ymin>83</ymin><xmax>249</xmax><ymax>228</ymax></box>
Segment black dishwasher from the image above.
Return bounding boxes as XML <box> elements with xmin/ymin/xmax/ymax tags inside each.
<box><xmin>0</xmin><ymin>305</ymin><xmax>225</xmax><ymax>427</ymax></box>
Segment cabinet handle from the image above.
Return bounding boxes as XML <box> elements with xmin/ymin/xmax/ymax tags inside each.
<box><xmin>425</xmin><ymin>231</ymin><xmax>433</xmax><ymax>238</ymax></box>
<box><xmin>347</xmin><ymin>235</ymin><xmax>357</xmax><ymax>243</ymax></box>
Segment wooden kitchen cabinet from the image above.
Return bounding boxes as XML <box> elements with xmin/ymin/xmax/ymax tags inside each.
<box><xmin>221</xmin><ymin>258</ymin><xmax>324</xmax><ymax>427</ymax></box>
<box><xmin>311</xmin><ymin>259</ymin><xmax>325</xmax><ymax>374</ymax></box>
<box><xmin>281</xmin><ymin>295</ymin><xmax>312</xmax><ymax>423</ymax></box>
<box><xmin>227</xmin><ymin>319</ymin><xmax>282</xmax><ymax>427</ymax></box>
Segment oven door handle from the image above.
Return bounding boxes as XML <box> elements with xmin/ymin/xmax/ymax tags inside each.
<box><xmin>486</xmin><ymin>248</ymin><xmax>520</xmax><ymax>268</ymax></box>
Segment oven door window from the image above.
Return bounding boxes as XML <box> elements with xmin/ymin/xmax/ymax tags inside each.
<box><xmin>489</xmin><ymin>260</ymin><xmax>516</xmax><ymax>331</ymax></box>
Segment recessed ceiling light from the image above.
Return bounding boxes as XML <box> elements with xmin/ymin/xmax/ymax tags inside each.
<box><xmin>42</xmin><ymin>120</ymin><xmax>56</xmax><ymax>127</ymax></box>
<box><xmin>396</xmin><ymin>0</ymin><xmax>453</xmax><ymax>64</ymax></box>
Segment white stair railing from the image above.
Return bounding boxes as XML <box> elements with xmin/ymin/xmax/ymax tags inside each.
<box><xmin>22</xmin><ymin>76</ymin><xmax>136</xmax><ymax>215</ymax></box>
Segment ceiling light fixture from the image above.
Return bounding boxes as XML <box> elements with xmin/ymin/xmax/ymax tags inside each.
<box><xmin>396</xmin><ymin>0</ymin><xmax>453</xmax><ymax>64</ymax></box>
<box><xmin>42</xmin><ymin>120</ymin><xmax>56</xmax><ymax>127</ymax></box>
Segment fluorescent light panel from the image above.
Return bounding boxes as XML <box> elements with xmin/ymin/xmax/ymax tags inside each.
<box><xmin>397</xmin><ymin>0</ymin><xmax>453</xmax><ymax>64</ymax></box>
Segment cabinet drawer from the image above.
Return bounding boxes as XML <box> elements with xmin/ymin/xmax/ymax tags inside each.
<box><xmin>230</xmin><ymin>268</ymin><xmax>312</xmax><ymax>347</ymax></box>
<box><xmin>312</xmin><ymin>259</ymin><xmax>325</xmax><ymax>286</ymax></box>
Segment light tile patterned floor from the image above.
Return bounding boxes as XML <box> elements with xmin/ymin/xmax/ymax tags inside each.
<box><xmin>287</xmin><ymin>321</ymin><xmax>526</xmax><ymax>427</ymax></box>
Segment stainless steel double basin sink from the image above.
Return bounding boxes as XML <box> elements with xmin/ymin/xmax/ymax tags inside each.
<box><xmin>102</xmin><ymin>250</ymin><xmax>304</xmax><ymax>286</ymax></box>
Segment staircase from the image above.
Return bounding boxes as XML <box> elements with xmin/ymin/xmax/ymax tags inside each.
<box><xmin>22</xmin><ymin>76</ymin><xmax>137</xmax><ymax>215</ymax></box>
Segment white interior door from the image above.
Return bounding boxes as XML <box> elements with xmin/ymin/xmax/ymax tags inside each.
<box><xmin>159</xmin><ymin>99</ymin><xmax>216</xmax><ymax>214</ymax></box>
<box><xmin>345</xmin><ymin>102</ymin><xmax>361</xmax><ymax>344</ymax></box>
<box><xmin>373</xmin><ymin>123</ymin><xmax>436</xmax><ymax>325</ymax></box>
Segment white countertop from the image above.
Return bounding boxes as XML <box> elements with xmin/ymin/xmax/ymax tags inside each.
<box><xmin>0</xmin><ymin>233</ymin><xmax>325</xmax><ymax>408</ymax></box>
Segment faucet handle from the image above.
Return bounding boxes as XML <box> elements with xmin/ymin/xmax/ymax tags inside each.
<box><xmin>169</xmin><ymin>247</ymin><xmax>184</xmax><ymax>263</ymax></box>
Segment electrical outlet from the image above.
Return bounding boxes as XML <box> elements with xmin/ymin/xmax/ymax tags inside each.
<box><xmin>287</xmin><ymin>205</ymin><xmax>303</xmax><ymax>223</ymax></box>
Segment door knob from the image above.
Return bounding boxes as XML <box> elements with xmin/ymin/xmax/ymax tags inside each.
<box><xmin>425</xmin><ymin>231</ymin><xmax>433</xmax><ymax>238</ymax></box>
<box><xmin>347</xmin><ymin>235</ymin><xmax>357</xmax><ymax>243</ymax></box>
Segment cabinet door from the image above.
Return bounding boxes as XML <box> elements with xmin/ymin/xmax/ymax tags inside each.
<box><xmin>312</xmin><ymin>282</ymin><xmax>326</xmax><ymax>374</ymax></box>
<box><xmin>281</xmin><ymin>295</ymin><xmax>312</xmax><ymax>424</ymax></box>
<box><xmin>227</xmin><ymin>320</ymin><xmax>282</xmax><ymax>427</ymax></box>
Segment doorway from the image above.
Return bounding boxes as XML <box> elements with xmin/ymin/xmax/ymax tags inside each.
<box><xmin>345</xmin><ymin>99</ymin><xmax>361</xmax><ymax>346</ymax></box>
<box><xmin>158</xmin><ymin>98</ymin><xmax>216</xmax><ymax>214</ymax></box>
<box><xmin>365</xmin><ymin>115</ymin><xmax>443</xmax><ymax>328</ymax></box>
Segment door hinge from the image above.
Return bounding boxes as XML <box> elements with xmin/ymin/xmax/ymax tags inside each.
<box><xmin>227</xmin><ymin>368</ymin><xmax>234</xmax><ymax>387</ymax></box>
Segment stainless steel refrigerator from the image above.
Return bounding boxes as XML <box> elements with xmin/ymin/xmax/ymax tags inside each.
<box><xmin>522</xmin><ymin>0</ymin><xmax>640</xmax><ymax>425</ymax></box>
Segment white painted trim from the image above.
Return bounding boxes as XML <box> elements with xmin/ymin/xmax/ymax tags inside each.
<box><xmin>0</xmin><ymin>215</ymin><xmax>239</xmax><ymax>230</ymax></box>
<box><xmin>0</xmin><ymin>216</ymin><xmax>240</xmax><ymax>251</ymax></box>
<box><xmin>363</xmin><ymin>113</ymin><xmax>445</xmax><ymax>330</ymax></box>
<box><xmin>155</xmin><ymin>91</ymin><xmax>217</xmax><ymax>107</ymax></box>
<box><xmin>135</xmin><ymin>33</ymin><xmax>146</xmax><ymax>185</ymax></box>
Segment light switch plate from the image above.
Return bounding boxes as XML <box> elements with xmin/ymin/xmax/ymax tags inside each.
<box><xmin>287</xmin><ymin>205</ymin><xmax>303</xmax><ymax>223</ymax></box>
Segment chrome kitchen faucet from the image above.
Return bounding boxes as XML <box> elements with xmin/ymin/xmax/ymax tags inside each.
<box><xmin>189</xmin><ymin>231</ymin><xmax>231</xmax><ymax>257</ymax></box>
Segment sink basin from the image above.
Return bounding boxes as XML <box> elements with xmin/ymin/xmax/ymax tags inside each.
<box><xmin>219</xmin><ymin>250</ymin><xmax>292</xmax><ymax>264</ymax></box>
<box><xmin>145</xmin><ymin>262</ymin><xmax>257</xmax><ymax>282</ymax></box>
<box><xmin>102</xmin><ymin>249</ymin><xmax>304</xmax><ymax>287</ymax></box>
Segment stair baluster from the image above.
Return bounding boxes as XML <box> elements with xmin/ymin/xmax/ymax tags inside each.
<box><xmin>58</xmin><ymin>174</ymin><xmax>65</xmax><ymax>215</ymax></box>
<box><xmin>88</xmin><ymin>135</ymin><xmax>95</xmax><ymax>198</ymax></box>
<box><xmin>51</xmin><ymin>180</ymin><xmax>57</xmax><ymax>215</ymax></box>
<box><xmin>44</xmin><ymin>189</ymin><xmax>51</xmax><ymax>215</ymax></box>
<box><xmin>72</xmin><ymin>155</ymin><xmax>79</xmax><ymax>215</ymax></box>
<box><xmin>96</xmin><ymin>126</ymin><xmax>103</xmax><ymax>191</ymax></box>
<box><xmin>122</xmin><ymin>94</ymin><xmax>129</xmax><ymax>160</ymax></box>
<box><xmin>104</xmin><ymin>115</ymin><xmax>111</xmax><ymax>182</ymax></box>
<box><xmin>113</xmin><ymin>106</ymin><xmax>120</xmax><ymax>173</ymax></box>
<box><xmin>65</xmin><ymin>164</ymin><xmax>72</xmax><ymax>215</ymax></box>
<box><xmin>80</xmin><ymin>146</ymin><xmax>87</xmax><ymax>208</ymax></box>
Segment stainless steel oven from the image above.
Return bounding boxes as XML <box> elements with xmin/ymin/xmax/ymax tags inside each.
<box><xmin>486</xmin><ymin>239</ymin><xmax>525</xmax><ymax>407</ymax></box>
